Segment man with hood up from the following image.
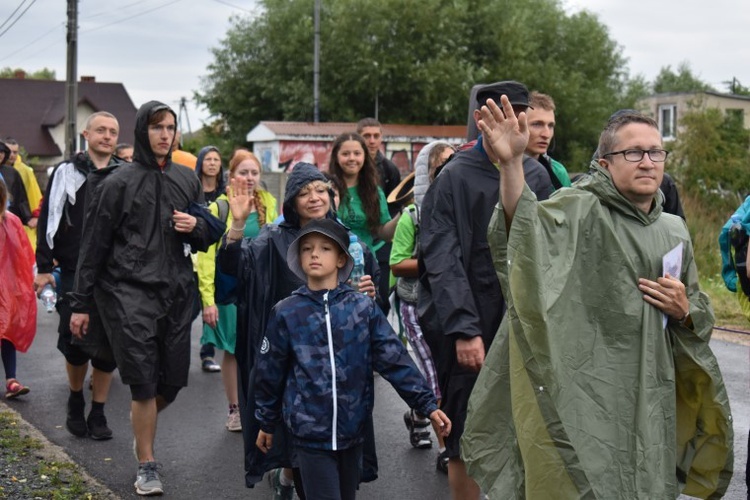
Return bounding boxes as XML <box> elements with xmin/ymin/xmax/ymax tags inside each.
<box><xmin>68</xmin><ymin>101</ymin><xmax>219</xmax><ymax>496</ymax></box>
<box><xmin>462</xmin><ymin>97</ymin><xmax>732</xmax><ymax>498</ymax></box>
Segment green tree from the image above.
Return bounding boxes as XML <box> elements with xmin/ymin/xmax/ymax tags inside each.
<box><xmin>0</xmin><ymin>67</ymin><xmax>56</xmax><ymax>79</ymax></box>
<box><xmin>671</xmin><ymin>97</ymin><xmax>750</xmax><ymax>197</ymax></box>
<box><xmin>197</xmin><ymin>0</ymin><xmax>638</xmax><ymax>167</ymax></box>
<box><xmin>652</xmin><ymin>62</ymin><xmax>714</xmax><ymax>94</ymax></box>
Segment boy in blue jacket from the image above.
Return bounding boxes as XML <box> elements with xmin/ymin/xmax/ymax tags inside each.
<box><xmin>255</xmin><ymin>218</ymin><xmax>451</xmax><ymax>499</ymax></box>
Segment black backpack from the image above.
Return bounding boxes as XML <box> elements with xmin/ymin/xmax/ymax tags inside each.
<box><xmin>729</xmin><ymin>222</ymin><xmax>750</xmax><ymax>298</ymax></box>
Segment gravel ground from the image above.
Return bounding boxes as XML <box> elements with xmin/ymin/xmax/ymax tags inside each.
<box><xmin>0</xmin><ymin>403</ymin><xmax>118</xmax><ymax>500</ymax></box>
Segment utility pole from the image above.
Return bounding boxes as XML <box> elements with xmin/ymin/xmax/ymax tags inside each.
<box><xmin>64</xmin><ymin>0</ymin><xmax>78</xmax><ymax>158</ymax></box>
<box><xmin>178</xmin><ymin>97</ymin><xmax>192</xmax><ymax>136</ymax></box>
<box><xmin>313</xmin><ymin>0</ymin><xmax>320</xmax><ymax>122</ymax></box>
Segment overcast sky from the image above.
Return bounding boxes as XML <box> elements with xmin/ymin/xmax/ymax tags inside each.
<box><xmin>1</xmin><ymin>0</ymin><xmax>748</xmax><ymax>134</ymax></box>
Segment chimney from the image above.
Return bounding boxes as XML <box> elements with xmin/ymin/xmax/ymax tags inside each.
<box><xmin>14</xmin><ymin>69</ymin><xmax>25</xmax><ymax>79</ymax></box>
<box><xmin>80</xmin><ymin>75</ymin><xmax>95</xmax><ymax>83</ymax></box>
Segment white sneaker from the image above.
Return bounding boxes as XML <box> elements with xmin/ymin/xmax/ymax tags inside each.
<box><xmin>226</xmin><ymin>410</ymin><xmax>242</xmax><ymax>432</ymax></box>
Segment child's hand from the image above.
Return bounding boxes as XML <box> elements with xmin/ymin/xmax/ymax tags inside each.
<box><xmin>256</xmin><ymin>430</ymin><xmax>274</xmax><ymax>453</ymax></box>
<box><xmin>430</xmin><ymin>409</ymin><xmax>451</xmax><ymax>437</ymax></box>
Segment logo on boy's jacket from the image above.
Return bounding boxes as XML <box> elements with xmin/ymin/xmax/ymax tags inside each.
<box><xmin>260</xmin><ymin>337</ymin><xmax>270</xmax><ymax>354</ymax></box>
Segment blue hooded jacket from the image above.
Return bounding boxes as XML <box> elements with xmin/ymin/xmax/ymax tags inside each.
<box><xmin>719</xmin><ymin>195</ymin><xmax>750</xmax><ymax>292</ymax></box>
<box><xmin>255</xmin><ymin>283</ymin><xmax>438</xmax><ymax>451</ymax></box>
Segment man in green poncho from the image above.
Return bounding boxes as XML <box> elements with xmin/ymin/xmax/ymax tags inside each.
<box><xmin>461</xmin><ymin>96</ymin><xmax>733</xmax><ymax>499</ymax></box>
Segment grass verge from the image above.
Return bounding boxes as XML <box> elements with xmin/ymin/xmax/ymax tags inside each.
<box><xmin>0</xmin><ymin>410</ymin><xmax>115</xmax><ymax>500</ymax></box>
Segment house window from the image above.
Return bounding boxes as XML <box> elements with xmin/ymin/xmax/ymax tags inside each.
<box><xmin>658</xmin><ymin>104</ymin><xmax>677</xmax><ymax>140</ymax></box>
<box><xmin>726</xmin><ymin>108</ymin><xmax>744</xmax><ymax>127</ymax></box>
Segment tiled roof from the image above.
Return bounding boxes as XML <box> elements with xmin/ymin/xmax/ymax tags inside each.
<box><xmin>0</xmin><ymin>78</ymin><xmax>137</xmax><ymax>157</ymax></box>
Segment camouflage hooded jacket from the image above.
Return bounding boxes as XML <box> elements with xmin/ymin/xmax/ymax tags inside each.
<box><xmin>255</xmin><ymin>283</ymin><xmax>438</xmax><ymax>451</ymax></box>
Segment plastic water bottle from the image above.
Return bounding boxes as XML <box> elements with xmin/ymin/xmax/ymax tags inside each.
<box><xmin>40</xmin><ymin>284</ymin><xmax>57</xmax><ymax>313</ymax></box>
<box><xmin>348</xmin><ymin>235</ymin><xmax>365</xmax><ymax>292</ymax></box>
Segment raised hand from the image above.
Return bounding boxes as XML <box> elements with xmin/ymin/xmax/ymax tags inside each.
<box><xmin>478</xmin><ymin>95</ymin><xmax>529</xmax><ymax>167</ymax></box>
<box><xmin>228</xmin><ymin>177</ymin><xmax>256</xmax><ymax>224</ymax></box>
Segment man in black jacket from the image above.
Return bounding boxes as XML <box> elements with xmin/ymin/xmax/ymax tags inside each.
<box><xmin>35</xmin><ymin>111</ymin><xmax>121</xmax><ymax>441</ymax></box>
<box><xmin>357</xmin><ymin>117</ymin><xmax>402</xmax><ymax>314</ymax></box>
<box><xmin>0</xmin><ymin>141</ymin><xmax>31</xmax><ymax>225</ymax></box>
<box><xmin>418</xmin><ymin>81</ymin><xmax>552</xmax><ymax>499</ymax></box>
<box><xmin>69</xmin><ymin>101</ymin><xmax>217</xmax><ymax>496</ymax></box>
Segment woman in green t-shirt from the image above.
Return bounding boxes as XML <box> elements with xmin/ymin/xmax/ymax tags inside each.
<box><xmin>329</xmin><ymin>133</ymin><xmax>401</xmax><ymax>309</ymax></box>
<box><xmin>329</xmin><ymin>132</ymin><xmax>400</xmax><ymax>253</ymax></box>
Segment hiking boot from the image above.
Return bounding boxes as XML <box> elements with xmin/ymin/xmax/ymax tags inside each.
<box><xmin>134</xmin><ymin>461</ymin><xmax>163</xmax><ymax>496</ymax></box>
<box><xmin>201</xmin><ymin>357</ymin><xmax>221</xmax><ymax>372</ymax></box>
<box><xmin>267</xmin><ymin>468</ymin><xmax>294</xmax><ymax>500</ymax></box>
<box><xmin>5</xmin><ymin>379</ymin><xmax>29</xmax><ymax>399</ymax></box>
<box><xmin>66</xmin><ymin>393</ymin><xmax>88</xmax><ymax>437</ymax></box>
<box><xmin>226</xmin><ymin>409</ymin><xmax>242</xmax><ymax>432</ymax></box>
<box><xmin>87</xmin><ymin>411</ymin><xmax>113</xmax><ymax>440</ymax></box>
<box><xmin>404</xmin><ymin>409</ymin><xmax>432</xmax><ymax>449</ymax></box>
<box><xmin>436</xmin><ymin>450</ymin><xmax>449</xmax><ymax>474</ymax></box>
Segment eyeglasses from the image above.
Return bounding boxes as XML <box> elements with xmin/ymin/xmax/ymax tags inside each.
<box><xmin>603</xmin><ymin>149</ymin><xmax>669</xmax><ymax>162</ymax></box>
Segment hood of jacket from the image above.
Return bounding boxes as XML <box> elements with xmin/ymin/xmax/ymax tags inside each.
<box><xmin>132</xmin><ymin>100</ymin><xmax>177</xmax><ymax>168</ymax></box>
<box><xmin>413</xmin><ymin>141</ymin><xmax>449</xmax><ymax>208</ymax></box>
<box><xmin>576</xmin><ymin>161</ymin><xmax>664</xmax><ymax>226</ymax></box>
<box><xmin>195</xmin><ymin>145</ymin><xmax>226</xmax><ymax>194</ymax></box>
<box><xmin>281</xmin><ymin>162</ymin><xmax>335</xmax><ymax>229</ymax></box>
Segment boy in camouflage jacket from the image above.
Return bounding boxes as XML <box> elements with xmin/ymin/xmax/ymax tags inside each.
<box><xmin>255</xmin><ymin>218</ymin><xmax>450</xmax><ymax>499</ymax></box>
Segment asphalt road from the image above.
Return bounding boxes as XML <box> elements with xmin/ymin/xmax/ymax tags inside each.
<box><xmin>2</xmin><ymin>306</ymin><xmax>748</xmax><ymax>499</ymax></box>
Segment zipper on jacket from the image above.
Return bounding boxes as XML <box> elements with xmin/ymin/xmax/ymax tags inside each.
<box><xmin>324</xmin><ymin>291</ymin><xmax>338</xmax><ymax>450</ymax></box>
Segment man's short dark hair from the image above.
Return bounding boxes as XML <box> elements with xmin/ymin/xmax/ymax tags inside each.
<box><xmin>115</xmin><ymin>143</ymin><xmax>132</xmax><ymax>154</ymax></box>
<box><xmin>148</xmin><ymin>108</ymin><xmax>174</xmax><ymax>126</ymax></box>
<box><xmin>356</xmin><ymin>117</ymin><xmax>381</xmax><ymax>133</ymax></box>
<box><xmin>3</xmin><ymin>137</ymin><xmax>18</xmax><ymax>146</ymax></box>
<box><xmin>597</xmin><ymin>112</ymin><xmax>659</xmax><ymax>158</ymax></box>
<box><xmin>529</xmin><ymin>92</ymin><xmax>555</xmax><ymax>112</ymax></box>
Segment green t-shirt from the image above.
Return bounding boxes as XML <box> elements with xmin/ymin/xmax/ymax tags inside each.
<box><xmin>389</xmin><ymin>204</ymin><xmax>419</xmax><ymax>288</ymax></box>
<box><xmin>243</xmin><ymin>212</ymin><xmax>260</xmax><ymax>238</ymax></box>
<box><xmin>339</xmin><ymin>185</ymin><xmax>391</xmax><ymax>252</ymax></box>
<box><xmin>390</xmin><ymin>204</ymin><xmax>417</xmax><ymax>266</ymax></box>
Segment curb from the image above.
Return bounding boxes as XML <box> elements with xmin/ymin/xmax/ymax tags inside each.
<box><xmin>0</xmin><ymin>399</ymin><xmax>121</xmax><ymax>499</ymax></box>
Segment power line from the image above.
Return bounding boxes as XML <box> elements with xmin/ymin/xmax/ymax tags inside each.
<box><xmin>211</xmin><ymin>0</ymin><xmax>258</xmax><ymax>14</ymax></box>
<box><xmin>0</xmin><ymin>0</ymin><xmax>38</xmax><ymax>40</ymax></box>
<box><xmin>80</xmin><ymin>0</ymin><xmax>151</xmax><ymax>21</ymax></box>
<box><xmin>0</xmin><ymin>22</ymin><xmax>64</xmax><ymax>62</ymax></box>
<box><xmin>80</xmin><ymin>0</ymin><xmax>184</xmax><ymax>34</ymax></box>
<box><xmin>0</xmin><ymin>0</ymin><xmax>29</xmax><ymax>32</ymax></box>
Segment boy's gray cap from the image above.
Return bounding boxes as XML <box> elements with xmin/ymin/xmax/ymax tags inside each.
<box><xmin>475</xmin><ymin>81</ymin><xmax>532</xmax><ymax>108</ymax></box>
<box><xmin>287</xmin><ymin>218</ymin><xmax>354</xmax><ymax>284</ymax></box>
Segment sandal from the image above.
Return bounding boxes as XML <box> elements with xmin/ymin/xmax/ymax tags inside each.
<box><xmin>5</xmin><ymin>379</ymin><xmax>30</xmax><ymax>399</ymax></box>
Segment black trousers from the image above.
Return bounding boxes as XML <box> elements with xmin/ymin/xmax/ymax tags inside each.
<box><xmin>297</xmin><ymin>444</ymin><xmax>363</xmax><ymax>500</ymax></box>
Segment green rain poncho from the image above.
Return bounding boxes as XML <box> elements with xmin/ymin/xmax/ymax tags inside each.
<box><xmin>462</xmin><ymin>164</ymin><xmax>733</xmax><ymax>499</ymax></box>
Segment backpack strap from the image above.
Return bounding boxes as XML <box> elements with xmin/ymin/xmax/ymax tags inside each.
<box><xmin>216</xmin><ymin>198</ymin><xmax>230</xmax><ymax>224</ymax></box>
<box><xmin>405</xmin><ymin>205</ymin><xmax>420</xmax><ymax>258</ymax></box>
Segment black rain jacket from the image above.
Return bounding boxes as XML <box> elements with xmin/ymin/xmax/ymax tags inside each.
<box><xmin>36</xmin><ymin>152</ymin><xmax>120</xmax><ymax>274</ymax></box>
<box><xmin>69</xmin><ymin>101</ymin><xmax>215</xmax><ymax>313</ymax></box>
<box><xmin>417</xmin><ymin>141</ymin><xmax>552</xmax><ymax>389</ymax></box>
